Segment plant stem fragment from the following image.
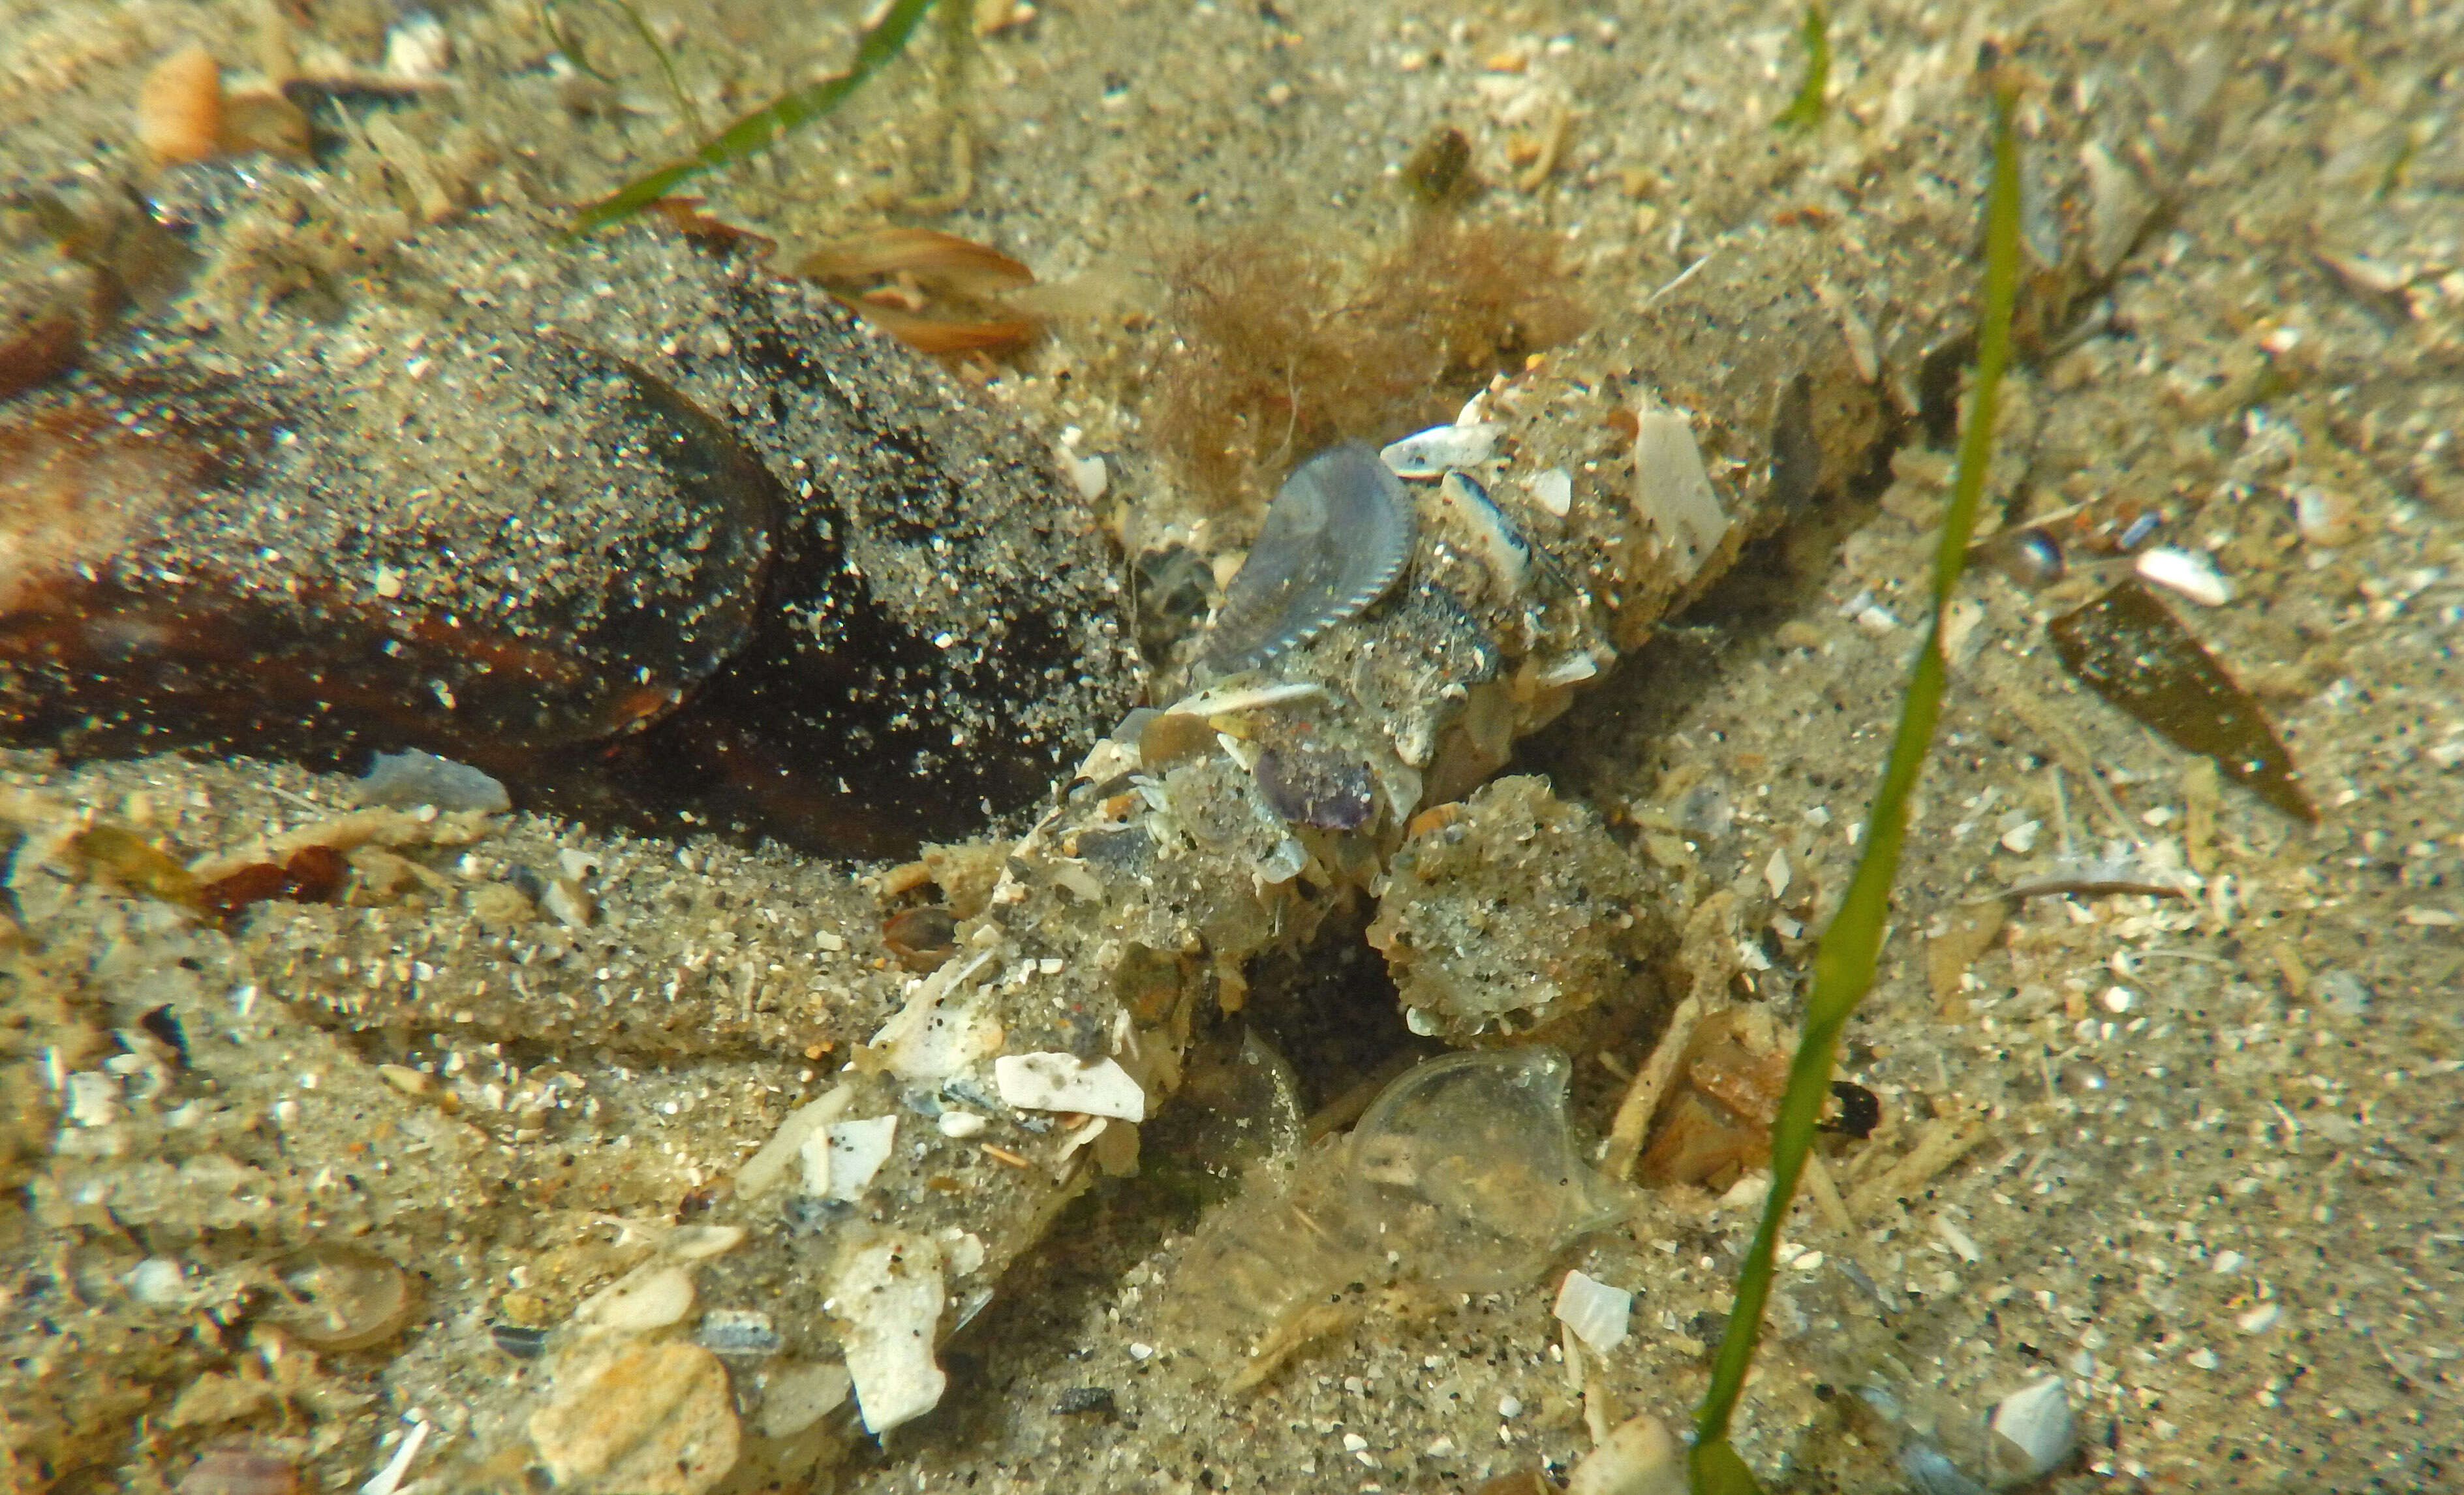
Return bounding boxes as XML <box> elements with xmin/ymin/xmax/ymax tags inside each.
<box><xmin>1775</xmin><ymin>3</ymin><xmax>1830</xmax><ymax>131</ymax></box>
<box><xmin>571</xmin><ymin>0</ymin><xmax>938</xmax><ymax>236</ymax></box>
<box><xmin>1687</xmin><ymin>74</ymin><xmax>2025</xmax><ymax>1494</ymax></box>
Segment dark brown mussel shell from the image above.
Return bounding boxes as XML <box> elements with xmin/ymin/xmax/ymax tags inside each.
<box><xmin>0</xmin><ymin>178</ymin><xmax>1139</xmax><ymax>857</ymax></box>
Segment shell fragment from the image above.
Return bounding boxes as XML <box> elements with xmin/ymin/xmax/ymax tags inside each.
<box><xmin>1380</xmin><ymin>421</ymin><xmax>1502</xmax><ymax>477</ymax></box>
<box><xmin>994</xmin><ymin>1053</ymin><xmax>1148</xmax><ymax>1120</ymax></box>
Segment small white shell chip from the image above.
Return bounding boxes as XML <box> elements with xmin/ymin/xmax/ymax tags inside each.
<box><xmin>1380</xmin><ymin>421</ymin><xmax>1502</xmax><ymax>477</ymax></box>
<box><xmin>1552</xmin><ymin>1269</ymin><xmax>1633</xmax><ymax>1353</ymax></box>
<box><xmin>2134</xmin><ymin>546</ymin><xmax>2232</xmax><ymax>606</ymax></box>
<box><xmin>1524</xmin><ymin>466</ymin><xmax>1573</xmax><ymax>516</ymax></box>
<box><xmin>1986</xmin><ymin>1376</ymin><xmax>2074</xmax><ymax>1480</ymax></box>
<box><xmin>994</xmin><ymin>1053</ymin><xmax>1147</xmax><ymax>1120</ymax></box>
<box><xmin>800</xmin><ymin>1115</ymin><xmax>898</xmax><ymax>1201</ymax></box>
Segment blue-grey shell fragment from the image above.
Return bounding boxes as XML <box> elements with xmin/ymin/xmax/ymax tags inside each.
<box><xmin>355</xmin><ymin>748</ymin><xmax>512</xmax><ymax>812</ymax></box>
<box><xmin>1202</xmin><ymin>442</ymin><xmax>1416</xmax><ymax>671</ymax></box>
<box><xmin>1436</xmin><ymin>470</ymin><xmax>1533</xmax><ymax>591</ymax></box>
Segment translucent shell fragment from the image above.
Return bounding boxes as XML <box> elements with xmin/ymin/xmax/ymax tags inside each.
<box><xmin>1163</xmin><ymin>1046</ymin><xmax>1628</xmax><ymax>1388</ymax></box>
<box><xmin>1346</xmin><ymin>1047</ymin><xmax>1629</xmax><ymax>1293</ymax></box>
<box><xmin>1202</xmin><ymin>442</ymin><xmax>1415</xmax><ymax>671</ymax></box>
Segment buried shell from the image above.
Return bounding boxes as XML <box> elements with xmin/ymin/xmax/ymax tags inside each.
<box><xmin>1201</xmin><ymin>442</ymin><xmax>1415</xmax><ymax>671</ymax></box>
<box><xmin>0</xmin><ymin>187</ymin><xmax>1139</xmax><ymax>858</ymax></box>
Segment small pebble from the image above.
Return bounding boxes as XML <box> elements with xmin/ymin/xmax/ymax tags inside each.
<box><xmin>1525</xmin><ymin>467</ymin><xmax>1573</xmax><ymax>516</ymax></box>
<box><xmin>2292</xmin><ymin>485</ymin><xmax>2359</xmax><ymax>546</ymax></box>
<box><xmin>582</xmin><ymin>1265</ymin><xmax>697</xmax><ymax>1334</ymax></box>
<box><xmin>527</xmin><ymin>1341</ymin><xmax>739</xmax><ymax>1495</ymax></box>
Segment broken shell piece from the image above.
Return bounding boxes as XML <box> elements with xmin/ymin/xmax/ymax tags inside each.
<box><xmin>735</xmin><ymin>1087</ymin><xmax>857</xmax><ymax>1197</ymax></box>
<box><xmin>383</xmin><ymin>8</ymin><xmax>455</xmax><ymax>80</ymax></box>
<box><xmin>2133</xmin><ymin>546</ymin><xmax>2232</xmax><ymax>606</ymax></box>
<box><xmin>355</xmin><ymin>749</ymin><xmax>511</xmax><ymax>812</ymax></box>
<box><xmin>1435</xmin><ymin>470</ymin><xmax>1533</xmax><ymax>592</ymax></box>
<box><xmin>1379</xmin><ymin>421</ymin><xmax>1502</xmax><ymax>477</ymax></box>
<box><xmin>1203</xmin><ymin>443</ymin><xmax>1415</xmax><ymax>671</ymax></box>
<box><xmin>756</xmin><ymin>1361</ymin><xmax>854</xmax><ymax>1438</ymax></box>
<box><xmin>994</xmin><ymin>1053</ymin><xmax>1147</xmax><ymax>1120</ymax></box>
<box><xmin>1986</xmin><ymin>1377</ymin><xmax>2075</xmax><ymax>1481</ymax></box>
<box><xmin>1629</xmin><ymin>403</ymin><xmax>1727</xmax><ymax>581</ymax></box>
<box><xmin>799</xmin><ymin>1114</ymin><xmax>898</xmax><ymax>1201</ymax></box>
<box><xmin>833</xmin><ymin>1233</ymin><xmax>947</xmax><ymax>1436</ymax></box>
<box><xmin>695</xmin><ymin>1308</ymin><xmax>780</xmax><ymax>1359</ymax></box>
<box><xmin>871</xmin><ymin>950</ymin><xmax>1004</xmax><ymax>1083</ymax></box>
<box><xmin>1552</xmin><ymin>1269</ymin><xmax>1631</xmax><ymax>1353</ymax></box>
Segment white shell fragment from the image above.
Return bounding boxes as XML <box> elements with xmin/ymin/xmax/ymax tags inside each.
<box><xmin>1379</xmin><ymin>420</ymin><xmax>1502</xmax><ymax>478</ymax></box>
<box><xmin>1629</xmin><ymin>403</ymin><xmax>1728</xmax><ymax>581</ymax></box>
<box><xmin>1552</xmin><ymin>1269</ymin><xmax>1632</xmax><ymax>1353</ymax></box>
<box><xmin>2134</xmin><ymin>546</ymin><xmax>2232</xmax><ymax>606</ymax></box>
<box><xmin>1203</xmin><ymin>442</ymin><xmax>1417</xmax><ymax>671</ymax></box>
<box><xmin>831</xmin><ymin>1233</ymin><xmax>947</xmax><ymax>1436</ymax></box>
<box><xmin>383</xmin><ymin>9</ymin><xmax>454</xmax><ymax>80</ymax></box>
<box><xmin>870</xmin><ymin>950</ymin><xmax>1004</xmax><ymax>1083</ymax></box>
<box><xmin>994</xmin><ymin>1053</ymin><xmax>1148</xmax><ymax>1120</ymax></box>
<box><xmin>801</xmin><ymin>1115</ymin><xmax>898</xmax><ymax>1201</ymax></box>
<box><xmin>935</xmin><ymin>1109</ymin><xmax>988</xmax><ymax>1139</ymax></box>
<box><xmin>1986</xmin><ymin>1376</ymin><xmax>2075</xmax><ymax>1481</ymax></box>
<box><xmin>734</xmin><ymin>1087</ymin><xmax>857</xmax><ymax>1197</ymax></box>
<box><xmin>1057</xmin><ymin>443</ymin><xmax>1108</xmax><ymax>502</ymax></box>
